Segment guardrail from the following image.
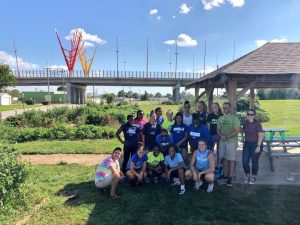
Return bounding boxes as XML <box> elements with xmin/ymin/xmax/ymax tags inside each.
<box><xmin>13</xmin><ymin>70</ymin><xmax>202</xmax><ymax>79</ymax></box>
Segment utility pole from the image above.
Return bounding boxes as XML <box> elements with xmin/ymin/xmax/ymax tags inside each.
<box><xmin>169</xmin><ymin>50</ymin><xmax>172</xmax><ymax>74</ymax></box>
<box><xmin>116</xmin><ymin>36</ymin><xmax>119</xmax><ymax>78</ymax></box>
<box><xmin>175</xmin><ymin>41</ymin><xmax>178</xmax><ymax>78</ymax></box>
<box><xmin>203</xmin><ymin>40</ymin><xmax>207</xmax><ymax>76</ymax></box>
<box><xmin>13</xmin><ymin>37</ymin><xmax>20</xmax><ymax>77</ymax></box>
<box><xmin>146</xmin><ymin>37</ymin><xmax>149</xmax><ymax>79</ymax></box>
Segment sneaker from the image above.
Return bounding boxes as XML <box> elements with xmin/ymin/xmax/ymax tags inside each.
<box><xmin>249</xmin><ymin>177</ymin><xmax>256</xmax><ymax>184</ymax></box>
<box><xmin>226</xmin><ymin>178</ymin><xmax>232</xmax><ymax>187</ymax></box>
<box><xmin>243</xmin><ymin>176</ymin><xmax>250</xmax><ymax>184</ymax></box>
<box><xmin>171</xmin><ymin>179</ymin><xmax>181</xmax><ymax>186</ymax></box>
<box><xmin>179</xmin><ymin>188</ymin><xmax>185</xmax><ymax>195</ymax></box>
<box><xmin>194</xmin><ymin>181</ymin><xmax>203</xmax><ymax>190</ymax></box>
<box><xmin>207</xmin><ymin>183</ymin><xmax>214</xmax><ymax>193</ymax></box>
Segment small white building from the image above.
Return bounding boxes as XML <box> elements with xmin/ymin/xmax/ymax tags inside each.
<box><xmin>0</xmin><ymin>93</ymin><xmax>12</xmax><ymax>105</ymax></box>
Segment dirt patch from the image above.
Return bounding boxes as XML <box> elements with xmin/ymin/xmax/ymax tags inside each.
<box><xmin>21</xmin><ymin>154</ymin><xmax>110</xmax><ymax>166</ymax></box>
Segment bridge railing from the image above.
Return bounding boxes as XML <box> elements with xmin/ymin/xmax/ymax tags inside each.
<box><xmin>13</xmin><ymin>70</ymin><xmax>203</xmax><ymax>80</ymax></box>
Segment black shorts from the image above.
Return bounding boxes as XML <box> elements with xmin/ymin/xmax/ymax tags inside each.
<box><xmin>147</xmin><ymin>166</ymin><xmax>164</xmax><ymax>176</ymax></box>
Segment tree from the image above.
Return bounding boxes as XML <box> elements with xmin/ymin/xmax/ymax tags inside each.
<box><xmin>8</xmin><ymin>89</ymin><xmax>21</xmax><ymax>98</ymax></box>
<box><xmin>154</xmin><ymin>92</ymin><xmax>162</xmax><ymax>98</ymax></box>
<box><xmin>165</xmin><ymin>93</ymin><xmax>172</xmax><ymax>99</ymax></box>
<box><xmin>132</xmin><ymin>92</ymin><xmax>139</xmax><ymax>99</ymax></box>
<box><xmin>140</xmin><ymin>91</ymin><xmax>150</xmax><ymax>101</ymax></box>
<box><xmin>117</xmin><ymin>90</ymin><xmax>125</xmax><ymax>97</ymax></box>
<box><xmin>0</xmin><ymin>64</ymin><xmax>16</xmax><ymax>91</ymax></box>
<box><xmin>57</xmin><ymin>86</ymin><xmax>67</xmax><ymax>92</ymax></box>
<box><xmin>103</xmin><ymin>93</ymin><xmax>115</xmax><ymax>104</ymax></box>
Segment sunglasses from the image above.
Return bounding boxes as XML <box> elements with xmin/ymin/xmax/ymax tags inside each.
<box><xmin>184</xmin><ymin>107</ymin><xmax>190</xmax><ymax>109</ymax></box>
<box><xmin>247</xmin><ymin>113</ymin><xmax>254</xmax><ymax>116</ymax></box>
<box><xmin>223</xmin><ymin>107</ymin><xmax>229</xmax><ymax>110</ymax></box>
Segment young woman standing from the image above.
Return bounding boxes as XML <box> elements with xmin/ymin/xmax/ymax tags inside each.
<box><xmin>242</xmin><ymin>109</ymin><xmax>263</xmax><ymax>184</ymax></box>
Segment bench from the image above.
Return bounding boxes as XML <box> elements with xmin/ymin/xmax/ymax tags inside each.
<box><xmin>263</xmin><ymin>136</ymin><xmax>300</xmax><ymax>171</ymax></box>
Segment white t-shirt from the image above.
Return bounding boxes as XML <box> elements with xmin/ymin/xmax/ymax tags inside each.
<box><xmin>183</xmin><ymin>114</ymin><xmax>193</xmax><ymax>126</ymax></box>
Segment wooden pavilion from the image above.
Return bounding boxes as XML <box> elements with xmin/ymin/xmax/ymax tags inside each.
<box><xmin>185</xmin><ymin>43</ymin><xmax>300</xmax><ymax>110</ymax></box>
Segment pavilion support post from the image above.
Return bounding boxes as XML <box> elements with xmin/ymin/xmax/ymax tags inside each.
<box><xmin>226</xmin><ymin>79</ymin><xmax>237</xmax><ymax>111</ymax></box>
<box><xmin>195</xmin><ymin>86</ymin><xmax>199</xmax><ymax>103</ymax></box>
<box><xmin>250</xmin><ymin>88</ymin><xmax>255</xmax><ymax>109</ymax></box>
<box><xmin>205</xmin><ymin>85</ymin><xmax>214</xmax><ymax>112</ymax></box>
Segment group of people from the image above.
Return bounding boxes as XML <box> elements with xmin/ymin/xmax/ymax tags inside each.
<box><xmin>95</xmin><ymin>100</ymin><xmax>264</xmax><ymax>198</ymax></box>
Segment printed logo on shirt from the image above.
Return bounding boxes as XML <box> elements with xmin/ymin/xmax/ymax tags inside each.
<box><xmin>173</xmin><ymin>127</ymin><xmax>185</xmax><ymax>133</ymax></box>
<box><xmin>211</xmin><ymin>118</ymin><xmax>218</xmax><ymax>125</ymax></box>
<box><xmin>190</xmin><ymin>131</ymin><xmax>201</xmax><ymax>138</ymax></box>
<box><xmin>127</xmin><ymin>127</ymin><xmax>137</xmax><ymax>136</ymax></box>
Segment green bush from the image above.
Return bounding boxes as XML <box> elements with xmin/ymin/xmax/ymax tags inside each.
<box><xmin>0</xmin><ymin>124</ymin><xmax>117</xmax><ymax>143</ymax></box>
<box><xmin>0</xmin><ymin>146</ymin><xmax>28</xmax><ymax>212</ymax></box>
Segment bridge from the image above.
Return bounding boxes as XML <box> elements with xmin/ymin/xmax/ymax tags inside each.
<box><xmin>14</xmin><ymin>70</ymin><xmax>202</xmax><ymax>104</ymax></box>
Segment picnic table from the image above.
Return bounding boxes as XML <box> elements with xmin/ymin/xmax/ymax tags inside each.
<box><xmin>263</xmin><ymin>128</ymin><xmax>300</xmax><ymax>171</ymax></box>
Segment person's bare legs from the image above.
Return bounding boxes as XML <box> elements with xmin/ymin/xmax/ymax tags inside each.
<box><xmin>110</xmin><ymin>175</ymin><xmax>120</xmax><ymax>198</ymax></box>
<box><xmin>223</xmin><ymin>159</ymin><xmax>229</xmax><ymax>178</ymax></box>
<box><xmin>228</xmin><ymin>160</ymin><xmax>236</xmax><ymax>178</ymax></box>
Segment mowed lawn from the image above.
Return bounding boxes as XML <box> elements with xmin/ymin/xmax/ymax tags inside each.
<box><xmin>13</xmin><ymin>139</ymin><xmax>120</xmax><ymax>154</ymax></box>
<box><xmin>259</xmin><ymin>100</ymin><xmax>300</xmax><ymax>136</ymax></box>
<box><xmin>3</xmin><ymin>164</ymin><xmax>300</xmax><ymax>225</ymax></box>
<box><xmin>0</xmin><ymin>103</ymin><xmax>42</xmax><ymax>112</ymax></box>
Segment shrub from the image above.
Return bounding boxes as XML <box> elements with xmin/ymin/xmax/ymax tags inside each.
<box><xmin>0</xmin><ymin>146</ymin><xmax>28</xmax><ymax>212</ymax></box>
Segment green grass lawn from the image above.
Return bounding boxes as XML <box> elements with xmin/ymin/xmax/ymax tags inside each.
<box><xmin>13</xmin><ymin>139</ymin><xmax>121</xmax><ymax>154</ymax></box>
<box><xmin>259</xmin><ymin>100</ymin><xmax>300</xmax><ymax>136</ymax></box>
<box><xmin>2</xmin><ymin>164</ymin><xmax>300</xmax><ymax>225</ymax></box>
<box><xmin>137</xmin><ymin>101</ymin><xmax>180</xmax><ymax>117</ymax></box>
<box><xmin>0</xmin><ymin>103</ymin><xmax>42</xmax><ymax>112</ymax></box>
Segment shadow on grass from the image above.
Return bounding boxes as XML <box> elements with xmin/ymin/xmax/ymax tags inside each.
<box><xmin>56</xmin><ymin>180</ymin><xmax>300</xmax><ymax>225</ymax></box>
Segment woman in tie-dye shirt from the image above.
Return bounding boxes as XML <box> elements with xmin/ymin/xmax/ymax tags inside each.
<box><xmin>95</xmin><ymin>147</ymin><xmax>124</xmax><ymax>199</ymax></box>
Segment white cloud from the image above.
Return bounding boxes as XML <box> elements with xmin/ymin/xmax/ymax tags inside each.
<box><xmin>228</xmin><ymin>0</ymin><xmax>245</xmax><ymax>7</ymax></box>
<box><xmin>202</xmin><ymin>0</ymin><xmax>224</xmax><ymax>10</ymax></box>
<box><xmin>149</xmin><ymin>9</ymin><xmax>158</xmax><ymax>15</ymax></box>
<box><xmin>179</xmin><ymin>3</ymin><xmax>192</xmax><ymax>14</ymax></box>
<box><xmin>44</xmin><ymin>65</ymin><xmax>68</xmax><ymax>71</ymax></box>
<box><xmin>255</xmin><ymin>38</ymin><xmax>288</xmax><ymax>47</ymax></box>
<box><xmin>172</xmin><ymin>15</ymin><xmax>176</xmax><ymax>19</ymax></box>
<box><xmin>156</xmin><ymin>16</ymin><xmax>161</xmax><ymax>20</ymax></box>
<box><xmin>0</xmin><ymin>50</ymin><xmax>39</xmax><ymax>70</ymax></box>
<box><xmin>163</xmin><ymin>34</ymin><xmax>197</xmax><ymax>47</ymax></box>
<box><xmin>83</xmin><ymin>41</ymin><xmax>95</xmax><ymax>48</ymax></box>
<box><xmin>65</xmin><ymin>28</ymin><xmax>106</xmax><ymax>46</ymax></box>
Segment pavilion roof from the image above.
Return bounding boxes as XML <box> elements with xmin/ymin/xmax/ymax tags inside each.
<box><xmin>186</xmin><ymin>42</ymin><xmax>300</xmax><ymax>89</ymax></box>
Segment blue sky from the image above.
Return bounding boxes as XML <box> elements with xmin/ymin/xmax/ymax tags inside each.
<box><xmin>0</xmin><ymin>0</ymin><xmax>300</xmax><ymax>95</ymax></box>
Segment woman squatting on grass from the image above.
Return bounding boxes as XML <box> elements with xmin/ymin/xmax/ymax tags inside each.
<box><xmin>126</xmin><ymin>144</ymin><xmax>148</xmax><ymax>187</ymax></box>
<box><xmin>185</xmin><ymin>139</ymin><xmax>215</xmax><ymax>193</ymax></box>
<box><xmin>95</xmin><ymin>147</ymin><xmax>125</xmax><ymax>199</ymax></box>
<box><xmin>162</xmin><ymin>145</ymin><xmax>186</xmax><ymax>195</ymax></box>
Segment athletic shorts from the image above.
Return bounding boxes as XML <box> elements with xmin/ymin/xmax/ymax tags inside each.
<box><xmin>95</xmin><ymin>174</ymin><xmax>113</xmax><ymax>188</ymax></box>
<box><xmin>219</xmin><ymin>140</ymin><xmax>238</xmax><ymax>161</ymax></box>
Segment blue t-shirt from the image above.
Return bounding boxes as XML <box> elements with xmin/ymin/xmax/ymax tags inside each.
<box><xmin>195</xmin><ymin>149</ymin><xmax>211</xmax><ymax>171</ymax></box>
<box><xmin>156</xmin><ymin>134</ymin><xmax>173</xmax><ymax>151</ymax></box>
<box><xmin>127</xmin><ymin>153</ymin><xmax>148</xmax><ymax>170</ymax></box>
<box><xmin>170</xmin><ymin>124</ymin><xmax>188</xmax><ymax>148</ymax></box>
<box><xmin>164</xmin><ymin>153</ymin><xmax>184</xmax><ymax>168</ymax></box>
<box><xmin>188</xmin><ymin>124</ymin><xmax>211</xmax><ymax>151</ymax></box>
<box><xmin>121</xmin><ymin>123</ymin><xmax>139</xmax><ymax>146</ymax></box>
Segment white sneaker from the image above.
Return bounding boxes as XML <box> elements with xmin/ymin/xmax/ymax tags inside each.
<box><xmin>171</xmin><ymin>178</ymin><xmax>180</xmax><ymax>186</ymax></box>
<box><xmin>207</xmin><ymin>183</ymin><xmax>214</xmax><ymax>193</ymax></box>
<box><xmin>179</xmin><ymin>188</ymin><xmax>185</xmax><ymax>195</ymax></box>
<box><xmin>194</xmin><ymin>181</ymin><xmax>203</xmax><ymax>190</ymax></box>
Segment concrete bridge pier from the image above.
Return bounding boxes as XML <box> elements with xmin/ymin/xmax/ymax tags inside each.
<box><xmin>66</xmin><ymin>83</ymin><xmax>87</xmax><ymax>104</ymax></box>
<box><xmin>172</xmin><ymin>82</ymin><xmax>181</xmax><ymax>103</ymax></box>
